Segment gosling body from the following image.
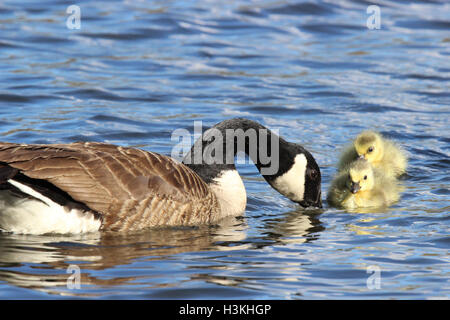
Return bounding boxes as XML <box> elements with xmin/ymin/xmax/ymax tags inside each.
<box><xmin>338</xmin><ymin>131</ymin><xmax>407</xmax><ymax>178</ymax></box>
<box><xmin>328</xmin><ymin>159</ymin><xmax>400</xmax><ymax>209</ymax></box>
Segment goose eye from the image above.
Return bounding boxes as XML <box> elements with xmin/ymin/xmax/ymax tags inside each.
<box><xmin>309</xmin><ymin>169</ymin><xmax>317</xmax><ymax>179</ymax></box>
<box><xmin>364</xmin><ymin>175</ymin><xmax>367</xmax><ymax>180</ymax></box>
<box><xmin>368</xmin><ymin>147</ymin><xmax>374</xmax><ymax>153</ymax></box>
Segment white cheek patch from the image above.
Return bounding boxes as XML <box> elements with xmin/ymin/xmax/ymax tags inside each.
<box><xmin>272</xmin><ymin>154</ymin><xmax>307</xmax><ymax>202</ymax></box>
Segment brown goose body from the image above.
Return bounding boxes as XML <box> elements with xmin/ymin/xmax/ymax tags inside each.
<box><xmin>0</xmin><ymin>142</ymin><xmax>220</xmax><ymax>232</ymax></box>
<box><xmin>0</xmin><ymin>118</ymin><xmax>322</xmax><ymax>235</ymax></box>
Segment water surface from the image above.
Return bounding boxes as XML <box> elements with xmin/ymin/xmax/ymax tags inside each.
<box><xmin>0</xmin><ymin>0</ymin><xmax>448</xmax><ymax>299</ymax></box>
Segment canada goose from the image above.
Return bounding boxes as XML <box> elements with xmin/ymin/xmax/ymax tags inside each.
<box><xmin>0</xmin><ymin>118</ymin><xmax>322</xmax><ymax>234</ymax></box>
<box><xmin>327</xmin><ymin>159</ymin><xmax>400</xmax><ymax>209</ymax></box>
<box><xmin>337</xmin><ymin>130</ymin><xmax>407</xmax><ymax>178</ymax></box>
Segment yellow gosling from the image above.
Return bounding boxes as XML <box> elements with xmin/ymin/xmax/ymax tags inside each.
<box><xmin>338</xmin><ymin>131</ymin><xmax>407</xmax><ymax>178</ymax></box>
<box><xmin>328</xmin><ymin>159</ymin><xmax>400</xmax><ymax>209</ymax></box>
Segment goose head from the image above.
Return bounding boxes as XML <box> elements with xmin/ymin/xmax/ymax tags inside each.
<box><xmin>183</xmin><ymin>118</ymin><xmax>322</xmax><ymax>209</ymax></box>
<box><xmin>267</xmin><ymin>142</ymin><xmax>322</xmax><ymax>208</ymax></box>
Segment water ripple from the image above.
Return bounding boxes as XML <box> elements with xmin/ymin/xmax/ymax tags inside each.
<box><xmin>0</xmin><ymin>0</ymin><xmax>448</xmax><ymax>300</ymax></box>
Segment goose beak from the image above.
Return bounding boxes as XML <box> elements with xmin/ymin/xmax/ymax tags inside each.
<box><xmin>297</xmin><ymin>197</ymin><xmax>322</xmax><ymax>209</ymax></box>
<box><xmin>298</xmin><ymin>200</ymin><xmax>316</xmax><ymax>208</ymax></box>
<box><xmin>350</xmin><ymin>181</ymin><xmax>360</xmax><ymax>194</ymax></box>
<box><xmin>316</xmin><ymin>198</ymin><xmax>323</xmax><ymax>208</ymax></box>
<box><xmin>316</xmin><ymin>191</ymin><xmax>323</xmax><ymax>208</ymax></box>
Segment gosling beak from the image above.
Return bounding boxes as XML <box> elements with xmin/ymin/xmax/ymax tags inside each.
<box><xmin>358</xmin><ymin>154</ymin><xmax>365</xmax><ymax>160</ymax></box>
<box><xmin>350</xmin><ymin>181</ymin><xmax>360</xmax><ymax>194</ymax></box>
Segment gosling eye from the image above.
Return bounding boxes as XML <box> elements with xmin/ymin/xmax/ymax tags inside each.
<box><xmin>364</xmin><ymin>175</ymin><xmax>367</xmax><ymax>180</ymax></box>
<box><xmin>368</xmin><ymin>146</ymin><xmax>374</xmax><ymax>153</ymax></box>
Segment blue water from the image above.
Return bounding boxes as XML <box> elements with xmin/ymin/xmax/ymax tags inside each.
<box><xmin>0</xmin><ymin>0</ymin><xmax>449</xmax><ymax>299</ymax></box>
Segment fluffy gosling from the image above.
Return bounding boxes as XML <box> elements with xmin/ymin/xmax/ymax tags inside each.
<box><xmin>337</xmin><ymin>131</ymin><xmax>407</xmax><ymax>178</ymax></box>
<box><xmin>327</xmin><ymin>159</ymin><xmax>400</xmax><ymax>209</ymax></box>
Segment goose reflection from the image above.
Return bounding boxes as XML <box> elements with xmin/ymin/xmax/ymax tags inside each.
<box><xmin>262</xmin><ymin>209</ymin><xmax>324</xmax><ymax>245</ymax></box>
<box><xmin>0</xmin><ymin>216</ymin><xmax>247</xmax><ymax>296</ymax></box>
<box><xmin>181</xmin><ymin>209</ymin><xmax>325</xmax><ymax>291</ymax></box>
<box><xmin>0</xmin><ymin>210</ymin><xmax>324</xmax><ymax>296</ymax></box>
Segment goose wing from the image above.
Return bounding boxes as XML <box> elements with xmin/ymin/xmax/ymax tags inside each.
<box><xmin>0</xmin><ymin>142</ymin><xmax>217</xmax><ymax>231</ymax></box>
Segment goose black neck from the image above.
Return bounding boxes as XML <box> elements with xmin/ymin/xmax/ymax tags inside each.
<box><xmin>182</xmin><ymin>118</ymin><xmax>302</xmax><ymax>184</ymax></box>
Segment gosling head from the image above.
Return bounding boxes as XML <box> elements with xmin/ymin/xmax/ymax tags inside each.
<box><xmin>347</xmin><ymin>159</ymin><xmax>374</xmax><ymax>194</ymax></box>
<box><xmin>354</xmin><ymin>131</ymin><xmax>384</xmax><ymax>163</ymax></box>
